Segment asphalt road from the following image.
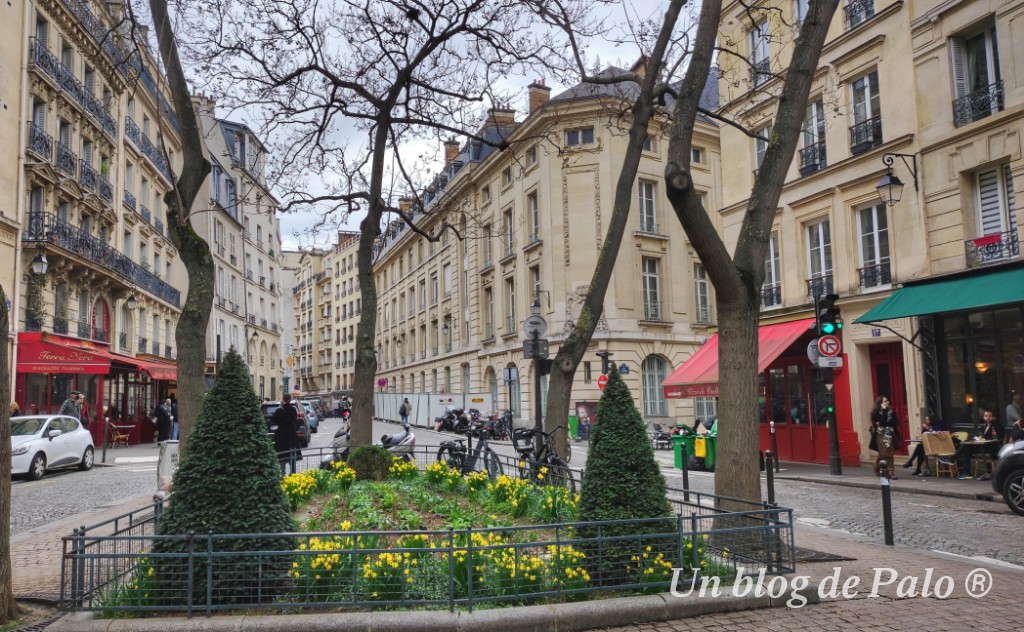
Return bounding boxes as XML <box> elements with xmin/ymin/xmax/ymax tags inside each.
<box><xmin>11</xmin><ymin>415</ymin><xmax>1024</xmax><ymax>569</ymax></box>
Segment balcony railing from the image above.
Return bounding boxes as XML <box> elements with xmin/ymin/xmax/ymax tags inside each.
<box><xmin>23</xmin><ymin>213</ymin><xmax>180</xmax><ymax>307</ymax></box>
<box><xmin>155</xmin><ymin>218</ymin><xmax>164</xmax><ymax>235</ymax></box>
<box><xmin>965</xmin><ymin>231</ymin><xmax>1019</xmax><ymax>267</ymax></box>
<box><xmin>643</xmin><ymin>300</ymin><xmax>662</xmax><ymax>321</ymax></box>
<box><xmin>123</xmin><ymin>190</ymin><xmax>137</xmax><ymax>211</ymax></box>
<box><xmin>431</xmin><ymin>347</ymin><xmax>438</xmax><ymax>356</ymax></box>
<box><xmin>53</xmin><ymin>317</ymin><xmax>68</xmax><ymax>335</ymax></box>
<box><xmin>760</xmin><ymin>283</ymin><xmax>782</xmax><ymax>309</ymax></box>
<box><xmin>799</xmin><ymin>141</ymin><xmax>827</xmax><ymax>176</ymax></box>
<box><xmin>80</xmin><ymin>160</ymin><xmax>97</xmax><ymax>193</ymax></box>
<box><xmin>952</xmin><ymin>81</ymin><xmax>1004</xmax><ymax>128</ymax></box>
<box><xmin>165</xmin><ymin>345</ymin><xmax>173</xmax><ymax>359</ymax></box>
<box><xmin>119</xmin><ymin>332</ymin><xmax>129</xmax><ymax>350</ymax></box>
<box><xmin>97</xmin><ymin>173</ymin><xmax>113</xmax><ymax>205</ymax></box>
<box><xmin>76</xmin><ymin>320</ymin><xmax>108</xmax><ymax>342</ymax></box>
<box><xmin>125</xmin><ymin>116</ymin><xmax>172</xmax><ymax>182</ymax></box>
<box><xmin>806</xmin><ymin>275</ymin><xmax>834</xmax><ymax>301</ymax></box>
<box><xmin>29</xmin><ymin>38</ymin><xmax>117</xmax><ymax>140</ymax></box>
<box><xmin>28</xmin><ymin>37</ymin><xmax>59</xmax><ymax>83</ymax></box>
<box><xmin>695</xmin><ymin>305</ymin><xmax>713</xmax><ymax>324</ymax></box>
<box><xmin>849</xmin><ymin>116</ymin><xmax>882</xmax><ymax>155</ymax></box>
<box><xmin>27</xmin><ymin>122</ymin><xmax>52</xmax><ymax>161</ymax></box>
<box><xmin>639</xmin><ymin>220</ymin><xmax>659</xmax><ymax>234</ymax></box>
<box><xmin>750</xmin><ymin>57</ymin><xmax>770</xmax><ymax>86</ymax></box>
<box><xmin>506</xmin><ymin>315</ymin><xmax>516</xmax><ymax>333</ymax></box>
<box><xmin>152</xmin><ymin>341</ymin><xmax>160</xmax><ymax>355</ymax></box>
<box><xmin>140</xmin><ymin>205</ymin><xmax>151</xmax><ymax>223</ymax></box>
<box><xmin>844</xmin><ymin>0</ymin><xmax>874</xmax><ymax>29</ymax></box>
<box><xmin>56</xmin><ymin>142</ymin><xmax>78</xmax><ymax>177</ymax></box>
<box><xmin>858</xmin><ymin>261</ymin><xmax>892</xmax><ymax>289</ymax></box>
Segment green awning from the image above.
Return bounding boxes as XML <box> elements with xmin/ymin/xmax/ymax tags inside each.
<box><xmin>855</xmin><ymin>266</ymin><xmax>1024</xmax><ymax>324</ymax></box>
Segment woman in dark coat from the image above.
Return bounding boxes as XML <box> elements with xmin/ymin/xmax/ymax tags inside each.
<box><xmin>870</xmin><ymin>396</ymin><xmax>901</xmax><ymax>479</ymax></box>
<box><xmin>155</xmin><ymin>400</ymin><xmax>173</xmax><ymax>443</ymax></box>
<box><xmin>272</xmin><ymin>394</ymin><xmax>300</xmax><ymax>474</ymax></box>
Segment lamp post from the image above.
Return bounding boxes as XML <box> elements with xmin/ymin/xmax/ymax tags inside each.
<box><xmin>876</xmin><ymin>152</ymin><xmax>918</xmax><ymax>206</ymax></box>
<box><xmin>531</xmin><ymin>298</ymin><xmax>543</xmax><ymax>448</ymax></box>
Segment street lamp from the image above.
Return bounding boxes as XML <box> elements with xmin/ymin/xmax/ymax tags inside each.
<box><xmin>876</xmin><ymin>152</ymin><xmax>918</xmax><ymax>206</ymax></box>
<box><xmin>126</xmin><ymin>292</ymin><xmax>138</xmax><ymax>312</ymax></box>
<box><xmin>30</xmin><ymin>251</ymin><xmax>48</xmax><ymax>276</ymax></box>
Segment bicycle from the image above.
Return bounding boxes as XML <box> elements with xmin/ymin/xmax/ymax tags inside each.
<box><xmin>437</xmin><ymin>424</ymin><xmax>503</xmax><ymax>480</ymax></box>
<box><xmin>512</xmin><ymin>425</ymin><xmax>576</xmax><ymax>494</ymax></box>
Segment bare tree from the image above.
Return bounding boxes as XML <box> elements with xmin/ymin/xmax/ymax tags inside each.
<box><xmin>0</xmin><ymin>286</ymin><xmax>18</xmax><ymax>623</ymax></box>
<box><xmin>664</xmin><ymin>0</ymin><xmax>841</xmax><ymax>502</ymax></box>
<box><xmin>173</xmin><ymin>0</ymin><xmax>548</xmax><ymax>447</ymax></box>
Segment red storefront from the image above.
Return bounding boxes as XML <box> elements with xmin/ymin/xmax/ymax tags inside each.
<box><xmin>15</xmin><ymin>332</ymin><xmax>177</xmax><ymax>446</ymax></box>
<box><xmin>662</xmin><ymin>318</ymin><xmax>860</xmax><ymax>466</ymax></box>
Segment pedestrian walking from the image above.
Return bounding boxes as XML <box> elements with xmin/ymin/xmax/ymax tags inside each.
<box><xmin>170</xmin><ymin>395</ymin><xmax>179</xmax><ymax>440</ymax></box>
<box><xmin>155</xmin><ymin>398</ymin><xmax>174</xmax><ymax>443</ymax></box>
<box><xmin>59</xmin><ymin>391</ymin><xmax>81</xmax><ymax>420</ymax></box>
<box><xmin>870</xmin><ymin>396</ymin><xmax>901</xmax><ymax>479</ymax></box>
<box><xmin>399</xmin><ymin>398</ymin><xmax>411</xmax><ymax>425</ymax></box>
<box><xmin>272</xmin><ymin>394</ymin><xmax>301</xmax><ymax>475</ymax></box>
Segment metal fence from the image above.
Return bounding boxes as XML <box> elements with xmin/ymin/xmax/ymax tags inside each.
<box><xmin>61</xmin><ymin>446</ymin><xmax>794</xmax><ymax>615</ymax></box>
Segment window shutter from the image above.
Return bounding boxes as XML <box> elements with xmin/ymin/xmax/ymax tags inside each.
<box><xmin>977</xmin><ymin>168</ymin><xmax>1003</xmax><ymax>235</ymax></box>
<box><xmin>1005</xmin><ymin>164</ymin><xmax>1017</xmax><ymax>232</ymax></box>
<box><xmin>950</xmin><ymin>37</ymin><xmax>968</xmax><ymax>100</ymax></box>
<box><xmin>30</xmin><ymin>188</ymin><xmax>43</xmax><ymax>216</ymax></box>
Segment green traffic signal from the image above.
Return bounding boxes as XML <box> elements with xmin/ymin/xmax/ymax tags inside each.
<box><xmin>821</xmin><ymin>322</ymin><xmax>836</xmax><ymax>334</ymax></box>
<box><xmin>827</xmin><ymin>405</ymin><xmax>835</xmax><ymax>413</ymax></box>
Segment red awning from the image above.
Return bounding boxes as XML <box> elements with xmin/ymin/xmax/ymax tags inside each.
<box><xmin>137</xmin><ymin>360</ymin><xmax>177</xmax><ymax>381</ymax></box>
<box><xmin>17</xmin><ymin>332</ymin><xmax>129</xmax><ymax>374</ymax></box>
<box><xmin>662</xmin><ymin>318</ymin><xmax>815</xmax><ymax>398</ymax></box>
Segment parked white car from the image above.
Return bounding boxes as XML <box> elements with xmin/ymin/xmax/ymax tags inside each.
<box><xmin>10</xmin><ymin>415</ymin><xmax>95</xmax><ymax>480</ymax></box>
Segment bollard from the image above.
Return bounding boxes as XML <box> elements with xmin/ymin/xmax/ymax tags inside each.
<box><xmin>770</xmin><ymin>421</ymin><xmax>780</xmax><ymax>472</ymax></box>
<box><xmin>680</xmin><ymin>442</ymin><xmax>690</xmax><ymax>504</ymax></box>
<box><xmin>879</xmin><ymin>460</ymin><xmax>894</xmax><ymax>546</ymax></box>
<box><xmin>764</xmin><ymin>450</ymin><xmax>776</xmax><ymax>506</ymax></box>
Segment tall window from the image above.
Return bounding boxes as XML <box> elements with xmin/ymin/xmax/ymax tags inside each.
<box><xmin>442</xmin><ymin>263</ymin><xmax>452</xmax><ymax>296</ymax></box>
<box><xmin>806</xmin><ymin>219</ymin><xmax>833</xmax><ymax>298</ymax></box>
<box><xmin>850</xmin><ymin>70</ymin><xmax>881</xmax><ymax>153</ymax></box>
<box><xmin>642</xmin><ymin>355</ymin><xmax>668</xmax><ymax>417</ymax></box>
<box><xmin>430</xmin><ymin>274</ymin><xmax>438</xmax><ymax>304</ymax></box>
<box><xmin>484</xmin><ymin>288</ymin><xmax>494</xmax><ymax>338</ymax></box>
<box><xmin>750</xmin><ymin>21</ymin><xmax>770</xmax><ymax>86</ymax></box>
<box><xmin>641</xmin><ymin>257</ymin><xmax>661</xmax><ymax>320</ymax></box>
<box><xmin>795</xmin><ymin>0</ymin><xmax>809</xmax><ymax>22</ymax></box>
<box><xmin>800</xmin><ymin>98</ymin><xmax>827</xmax><ymax>173</ymax></box>
<box><xmin>483</xmin><ymin>223</ymin><xmax>493</xmax><ymax>265</ymax></box>
<box><xmin>951</xmin><ymin>22</ymin><xmax>1003</xmax><ymax>127</ymax></box>
<box><xmin>976</xmin><ymin>163</ymin><xmax>1017</xmax><ymax>236</ymax></box>
<box><xmin>527</xmin><ymin>192</ymin><xmax>540</xmax><ymax>242</ymax></box>
<box><xmin>755</xmin><ymin>123</ymin><xmax>772</xmax><ymax>170</ymax></box>
<box><xmin>502</xmin><ymin>209</ymin><xmax>513</xmax><ymax>255</ymax></box>
<box><xmin>762</xmin><ymin>232</ymin><xmax>782</xmax><ymax>308</ymax></box>
<box><xmin>488</xmin><ymin>369</ymin><xmax>498</xmax><ymax>407</ymax></box>
<box><xmin>857</xmin><ymin>203</ymin><xmax>891</xmax><ymax>289</ymax></box>
<box><xmin>505</xmin><ymin>278</ymin><xmax>516</xmax><ymax>331</ymax></box>
<box><xmin>638</xmin><ymin>180</ymin><xmax>657</xmax><ymax>233</ymax></box>
<box><xmin>530</xmin><ymin>267</ymin><xmax>541</xmax><ymax>307</ymax></box>
<box><xmin>694</xmin><ymin>263</ymin><xmax>711</xmax><ymax>323</ymax></box>
<box><xmin>508</xmin><ymin>364</ymin><xmax>521</xmax><ymax>417</ymax></box>
<box><xmin>118</xmin><ymin>306</ymin><xmax>130</xmax><ymax>350</ymax></box>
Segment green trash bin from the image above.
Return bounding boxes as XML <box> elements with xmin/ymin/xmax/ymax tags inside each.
<box><xmin>568</xmin><ymin>415</ymin><xmax>579</xmax><ymax>440</ymax></box>
<box><xmin>673</xmin><ymin>433</ymin><xmax>697</xmax><ymax>470</ymax></box>
<box><xmin>703</xmin><ymin>435</ymin><xmax>717</xmax><ymax>470</ymax></box>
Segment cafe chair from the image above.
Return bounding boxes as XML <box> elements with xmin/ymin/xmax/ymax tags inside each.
<box><xmin>109</xmin><ymin>423</ymin><xmax>130</xmax><ymax>448</ymax></box>
<box><xmin>922</xmin><ymin>432</ymin><xmax>958</xmax><ymax>479</ymax></box>
<box><xmin>951</xmin><ymin>431</ymin><xmax>968</xmax><ymax>443</ymax></box>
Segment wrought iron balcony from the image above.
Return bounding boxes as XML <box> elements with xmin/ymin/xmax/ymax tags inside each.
<box><xmin>750</xmin><ymin>57</ymin><xmax>771</xmax><ymax>87</ymax></box>
<box><xmin>27</xmin><ymin>122</ymin><xmax>52</xmax><ymax>161</ymax></box>
<box><xmin>806</xmin><ymin>275</ymin><xmax>834</xmax><ymax>301</ymax></box>
<box><xmin>431</xmin><ymin>347</ymin><xmax>438</xmax><ymax>356</ymax></box>
<box><xmin>125</xmin><ymin>117</ymin><xmax>141</xmax><ymax>147</ymax></box>
<box><xmin>639</xmin><ymin>220</ymin><xmax>660</xmax><ymax>234</ymax></box>
<box><xmin>53</xmin><ymin>318</ymin><xmax>68</xmax><ymax>335</ymax></box>
<box><xmin>80</xmin><ymin>160</ymin><xmax>97</xmax><ymax>193</ymax></box>
<box><xmin>260</xmin><ymin>318</ymin><xmax>268</xmax><ymax>328</ymax></box>
<box><xmin>844</xmin><ymin>0</ymin><xmax>874</xmax><ymax>29</ymax></box>
<box><xmin>123</xmin><ymin>190</ymin><xmax>137</xmax><ymax>211</ymax></box>
<box><xmin>858</xmin><ymin>262</ymin><xmax>892</xmax><ymax>289</ymax></box>
<box><xmin>22</xmin><ymin>213</ymin><xmax>180</xmax><ymax>307</ymax></box>
<box><xmin>56</xmin><ymin>142</ymin><xmax>78</xmax><ymax>177</ymax></box>
<box><xmin>125</xmin><ymin>116</ymin><xmax>172</xmax><ymax>182</ymax></box>
<box><xmin>28</xmin><ymin>37</ymin><xmax>59</xmax><ymax>82</ymax></box>
<box><xmin>849</xmin><ymin>116</ymin><xmax>882</xmax><ymax>155</ymax></box>
<box><xmin>97</xmin><ymin>173</ymin><xmax>113</xmax><ymax>205</ymax></box>
<box><xmin>965</xmin><ymin>231</ymin><xmax>1019</xmax><ymax>267</ymax></box>
<box><xmin>952</xmin><ymin>81</ymin><xmax>1004</xmax><ymax>128</ymax></box>
<box><xmin>695</xmin><ymin>305</ymin><xmax>713</xmax><ymax>324</ymax></box>
<box><xmin>155</xmin><ymin>218</ymin><xmax>164</xmax><ymax>235</ymax></box>
<box><xmin>760</xmin><ymin>283</ymin><xmax>782</xmax><ymax>308</ymax></box>
<box><xmin>247</xmin><ymin>314</ymin><xmax>256</xmax><ymax>324</ymax></box>
<box><xmin>119</xmin><ymin>332</ymin><xmax>129</xmax><ymax>350</ymax></box>
<box><xmin>643</xmin><ymin>300</ymin><xmax>662</xmax><ymax>321</ymax></box>
<box><xmin>140</xmin><ymin>204</ymin><xmax>151</xmax><ymax>223</ymax></box>
<box><xmin>152</xmin><ymin>341</ymin><xmax>160</xmax><ymax>355</ymax></box>
<box><xmin>165</xmin><ymin>345</ymin><xmax>173</xmax><ymax>359</ymax></box>
<box><xmin>799</xmin><ymin>141</ymin><xmax>827</xmax><ymax>175</ymax></box>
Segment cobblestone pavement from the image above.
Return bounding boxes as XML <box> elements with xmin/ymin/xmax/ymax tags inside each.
<box><xmin>586</xmin><ymin>527</ymin><xmax>1020</xmax><ymax>631</ymax></box>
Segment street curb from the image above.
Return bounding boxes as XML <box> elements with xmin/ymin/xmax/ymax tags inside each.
<box><xmin>44</xmin><ymin>585</ymin><xmax>814</xmax><ymax>632</ymax></box>
<box><xmin>775</xmin><ymin>474</ymin><xmax>998</xmax><ymax>501</ymax></box>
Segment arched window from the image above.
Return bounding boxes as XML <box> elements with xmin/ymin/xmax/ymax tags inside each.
<box><xmin>91</xmin><ymin>298</ymin><xmax>109</xmax><ymax>342</ymax></box>
<box><xmin>118</xmin><ymin>305</ymin><xmax>131</xmax><ymax>351</ymax></box>
<box><xmin>642</xmin><ymin>355</ymin><xmax>669</xmax><ymax>417</ymax></box>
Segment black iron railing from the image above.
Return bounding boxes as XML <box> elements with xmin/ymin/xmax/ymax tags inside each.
<box><xmin>799</xmin><ymin>141</ymin><xmax>827</xmax><ymax>175</ymax></box>
<box><xmin>56</xmin><ymin>142</ymin><xmax>78</xmax><ymax>177</ymax></box>
<box><xmin>858</xmin><ymin>262</ymin><xmax>892</xmax><ymax>289</ymax></box>
<box><xmin>123</xmin><ymin>190</ymin><xmax>136</xmax><ymax>211</ymax></box>
<box><xmin>119</xmin><ymin>332</ymin><xmax>128</xmax><ymax>351</ymax></box>
<box><xmin>761</xmin><ymin>283</ymin><xmax>782</xmax><ymax>308</ymax></box>
<box><xmin>806</xmin><ymin>275</ymin><xmax>834</xmax><ymax>301</ymax></box>
<box><xmin>952</xmin><ymin>81</ymin><xmax>1004</xmax><ymax>128</ymax></box>
<box><xmin>643</xmin><ymin>300</ymin><xmax>662</xmax><ymax>321</ymax></box>
<box><xmin>138</xmin><ymin>337</ymin><xmax>147</xmax><ymax>351</ymax></box>
<box><xmin>844</xmin><ymin>0</ymin><xmax>874</xmax><ymax>29</ymax></box>
<box><xmin>79</xmin><ymin>160</ymin><xmax>97</xmax><ymax>193</ymax></box>
<box><xmin>22</xmin><ymin>213</ymin><xmax>180</xmax><ymax>307</ymax></box>
<box><xmin>964</xmin><ymin>231</ymin><xmax>1019</xmax><ymax>267</ymax></box>
<box><xmin>97</xmin><ymin>173</ymin><xmax>113</xmax><ymax>205</ymax></box>
<box><xmin>849</xmin><ymin>116</ymin><xmax>882</xmax><ymax>155</ymax></box>
<box><xmin>27</xmin><ymin>122</ymin><xmax>53</xmax><ymax>161</ymax></box>
<box><xmin>639</xmin><ymin>220</ymin><xmax>659</xmax><ymax>234</ymax></box>
<box><xmin>750</xmin><ymin>57</ymin><xmax>770</xmax><ymax>86</ymax></box>
<box><xmin>140</xmin><ymin>205</ymin><xmax>150</xmax><ymax>223</ymax></box>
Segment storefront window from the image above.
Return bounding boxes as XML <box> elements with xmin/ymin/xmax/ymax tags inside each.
<box><xmin>52</xmin><ymin>375</ymin><xmax>74</xmax><ymax>407</ymax></box>
<box><xmin>768</xmin><ymin>367</ymin><xmax>787</xmax><ymax>423</ymax></box>
<box><xmin>757</xmin><ymin>373</ymin><xmax>766</xmax><ymax>423</ymax></box>
<box><xmin>25</xmin><ymin>374</ymin><xmax>48</xmax><ymax>413</ymax></box>
<box><xmin>944</xmin><ymin>340</ymin><xmax>972</xmax><ymax>426</ymax></box>
<box><xmin>787</xmin><ymin>365</ymin><xmax>808</xmax><ymax>424</ymax></box>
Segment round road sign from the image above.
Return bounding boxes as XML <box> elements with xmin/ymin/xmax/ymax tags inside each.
<box><xmin>817</xmin><ymin>335</ymin><xmax>841</xmax><ymax>357</ymax></box>
<box><xmin>523</xmin><ymin>314</ymin><xmax>548</xmax><ymax>337</ymax></box>
<box><xmin>598</xmin><ymin>374</ymin><xmax>609</xmax><ymax>390</ymax></box>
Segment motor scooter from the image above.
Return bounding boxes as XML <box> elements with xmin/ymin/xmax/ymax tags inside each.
<box><xmin>381</xmin><ymin>422</ymin><xmax>416</xmax><ymax>461</ymax></box>
<box><xmin>320</xmin><ymin>422</ymin><xmax>351</xmax><ymax>470</ymax></box>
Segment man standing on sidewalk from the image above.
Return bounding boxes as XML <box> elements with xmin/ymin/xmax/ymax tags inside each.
<box><xmin>400</xmin><ymin>398</ymin><xmax>411</xmax><ymax>425</ymax></box>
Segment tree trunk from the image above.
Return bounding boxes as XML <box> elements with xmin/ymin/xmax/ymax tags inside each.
<box><xmin>0</xmin><ymin>285</ymin><xmax>21</xmax><ymax>623</ymax></box>
<box><xmin>350</xmin><ymin>210</ymin><xmax>381</xmax><ymax>448</ymax></box>
<box><xmin>150</xmin><ymin>0</ymin><xmax>213</xmax><ymax>458</ymax></box>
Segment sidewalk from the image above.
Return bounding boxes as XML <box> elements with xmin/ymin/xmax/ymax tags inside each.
<box><xmin>768</xmin><ymin>459</ymin><xmax>1000</xmax><ymax>500</ymax></box>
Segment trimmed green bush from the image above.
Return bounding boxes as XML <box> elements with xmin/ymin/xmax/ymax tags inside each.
<box><xmin>152</xmin><ymin>349</ymin><xmax>294</xmax><ymax>604</ymax></box>
<box><xmin>579</xmin><ymin>369</ymin><xmax>671</xmax><ymax>584</ymax></box>
<box><xmin>348</xmin><ymin>445</ymin><xmax>394</xmax><ymax>481</ymax></box>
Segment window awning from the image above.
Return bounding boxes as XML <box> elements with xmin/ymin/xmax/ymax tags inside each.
<box><xmin>854</xmin><ymin>265</ymin><xmax>1024</xmax><ymax>324</ymax></box>
<box><xmin>137</xmin><ymin>360</ymin><xmax>177</xmax><ymax>381</ymax></box>
<box><xmin>17</xmin><ymin>332</ymin><xmax>134</xmax><ymax>374</ymax></box>
<box><xmin>662</xmin><ymin>318</ymin><xmax>815</xmax><ymax>398</ymax></box>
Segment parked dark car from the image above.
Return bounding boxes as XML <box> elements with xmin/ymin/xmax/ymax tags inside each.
<box><xmin>260</xmin><ymin>401</ymin><xmax>310</xmax><ymax>448</ymax></box>
<box><xmin>993</xmin><ymin>440</ymin><xmax>1024</xmax><ymax>516</ymax></box>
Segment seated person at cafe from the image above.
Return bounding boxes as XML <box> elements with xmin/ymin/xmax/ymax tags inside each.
<box><xmin>941</xmin><ymin>408</ymin><xmax>1004</xmax><ymax>479</ymax></box>
<box><xmin>902</xmin><ymin>414</ymin><xmax>946</xmax><ymax>476</ymax></box>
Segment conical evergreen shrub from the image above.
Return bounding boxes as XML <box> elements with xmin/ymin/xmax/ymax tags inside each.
<box><xmin>153</xmin><ymin>349</ymin><xmax>294</xmax><ymax>605</ymax></box>
<box><xmin>579</xmin><ymin>369</ymin><xmax>671</xmax><ymax>585</ymax></box>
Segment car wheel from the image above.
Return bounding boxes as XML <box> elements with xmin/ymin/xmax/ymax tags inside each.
<box><xmin>79</xmin><ymin>446</ymin><xmax>95</xmax><ymax>471</ymax></box>
<box><xmin>28</xmin><ymin>453</ymin><xmax>46</xmax><ymax>481</ymax></box>
<box><xmin>1001</xmin><ymin>468</ymin><xmax>1024</xmax><ymax>516</ymax></box>
<box><xmin>312</xmin><ymin>426</ymin><xmax>318</xmax><ymax>434</ymax></box>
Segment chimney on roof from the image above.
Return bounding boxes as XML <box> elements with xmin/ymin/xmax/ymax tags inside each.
<box><xmin>528</xmin><ymin>79</ymin><xmax>551</xmax><ymax>113</ymax></box>
<box><xmin>399</xmin><ymin>197</ymin><xmax>413</xmax><ymax>213</ymax></box>
<box><xmin>443</xmin><ymin>138</ymin><xmax>460</xmax><ymax>163</ymax></box>
<box><xmin>630</xmin><ymin>56</ymin><xmax>649</xmax><ymax>77</ymax></box>
<box><xmin>488</xmin><ymin>104</ymin><xmax>516</xmax><ymax>126</ymax></box>
<box><xmin>191</xmin><ymin>93</ymin><xmax>217</xmax><ymax>118</ymax></box>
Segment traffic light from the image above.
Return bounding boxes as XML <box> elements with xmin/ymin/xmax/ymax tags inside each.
<box><xmin>596</xmin><ymin>351</ymin><xmax>614</xmax><ymax>375</ymax></box>
<box><xmin>816</xmin><ymin>293</ymin><xmax>842</xmax><ymax>336</ymax></box>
